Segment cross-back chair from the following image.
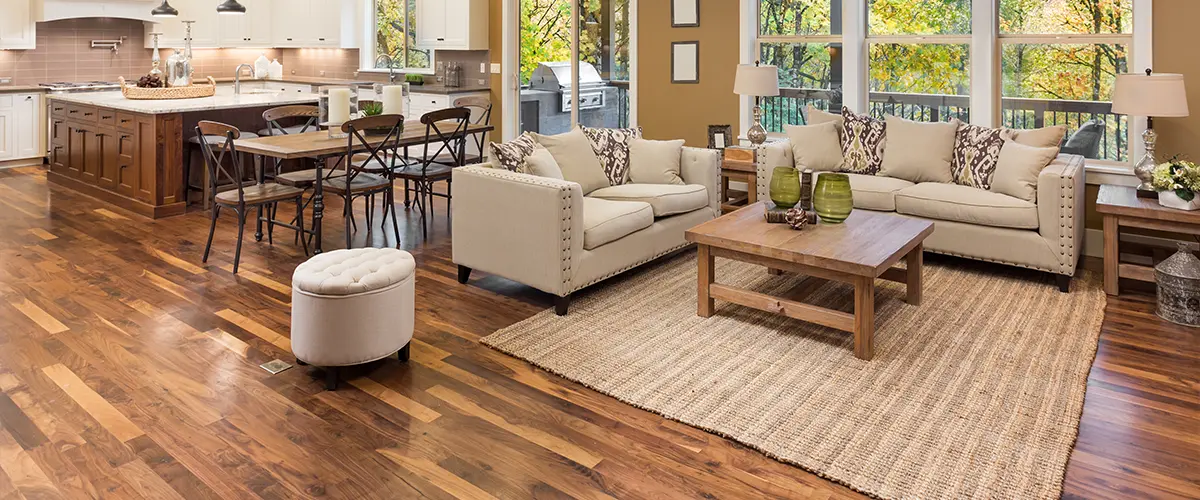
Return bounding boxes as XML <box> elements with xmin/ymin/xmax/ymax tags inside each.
<box><xmin>325</xmin><ymin>114</ymin><xmax>406</xmax><ymax>249</ymax></box>
<box><xmin>453</xmin><ymin>95</ymin><xmax>492</xmax><ymax>165</ymax></box>
<box><xmin>393</xmin><ymin>107</ymin><xmax>471</xmax><ymax>238</ymax></box>
<box><xmin>197</xmin><ymin>121</ymin><xmax>308</xmax><ymax>273</ymax></box>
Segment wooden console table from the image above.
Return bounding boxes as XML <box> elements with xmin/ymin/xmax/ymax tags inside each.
<box><xmin>1095</xmin><ymin>184</ymin><xmax>1200</xmax><ymax>295</ymax></box>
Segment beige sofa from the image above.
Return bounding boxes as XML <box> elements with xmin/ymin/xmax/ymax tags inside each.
<box><xmin>759</xmin><ymin>140</ymin><xmax>1085</xmax><ymax>291</ymax></box>
<box><xmin>452</xmin><ymin>147</ymin><xmax>722</xmax><ymax>314</ymax></box>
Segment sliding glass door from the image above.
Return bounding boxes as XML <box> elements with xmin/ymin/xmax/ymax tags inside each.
<box><xmin>509</xmin><ymin>0</ymin><xmax>635</xmax><ymax>138</ymax></box>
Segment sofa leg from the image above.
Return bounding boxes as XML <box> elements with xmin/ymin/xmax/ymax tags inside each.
<box><xmin>457</xmin><ymin>265</ymin><xmax>472</xmax><ymax>284</ymax></box>
<box><xmin>397</xmin><ymin>343</ymin><xmax>411</xmax><ymax>362</ymax></box>
<box><xmin>554</xmin><ymin>294</ymin><xmax>571</xmax><ymax>316</ymax></box>
<box><xmin>325</xmin><ymin>367</ymin><xmax>339</xmax><ymax>391</ymax></box>
<box><xmin>1056</xmin><ymin>274</ymin><xmax>1071</xmax><ymax>293</ymax></box>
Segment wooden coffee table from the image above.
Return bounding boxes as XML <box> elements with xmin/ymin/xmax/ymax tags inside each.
<box><xmin>685</xmin><ymin>203</ymin><xmax>934</xmax><ymax>360</ymax></box>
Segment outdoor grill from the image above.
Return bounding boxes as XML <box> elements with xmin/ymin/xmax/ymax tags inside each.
<box><xmin>530</xmin><ymin>61</ymin><xmax>608</xmax><ymax>112</ymax></box>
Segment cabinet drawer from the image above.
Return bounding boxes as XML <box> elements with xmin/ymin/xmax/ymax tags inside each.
<box><xmin>410</xmin><ymin>93</ymin><xmax>451</xmax><ymax>110</ymax></box>
<box><xmin>50</xmin><ymin>101</ymin><xmax>68</xmax><ymax>117</ymax></box>
<box><xmin>116</xmin><ymin>112</ymin><xmax>137</xmax><ymax>131</ymax></box>
<box><xmin>66</xmin><ymin>104</ymin><xmax>98</xmax><ymax>123</ymax></box>
<box><xmin>98</xmin><ymin>109</ymin><xmax>117</xmax><ymax>128</ymax></box>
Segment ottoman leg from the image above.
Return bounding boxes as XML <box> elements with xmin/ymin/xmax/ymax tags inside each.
<box><xmin>325</xmin><ymin>367</ymin><xmax>339</xmax><ymax>391</ymax></box>
<box><xmin>295</xmin><ymin>358</ymin><xmax>308</xmax><ymax>366</ymax></box>
<box><xmin>398</xmin><ymin>343</ymin><xmax>411</xmax><ymax>362</ymax></box>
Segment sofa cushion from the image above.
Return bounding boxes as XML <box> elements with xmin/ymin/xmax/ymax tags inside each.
<box><xmin>840</xmin><ymin>107</ymin><xmax>886</xmax><ymax>175</ymax></box>
<box><xmin>990</xmin><ymin>139</ymin><xmax>1059</xmax><ymax>202</ymax></box>
<box><xmin>880</xmin><ymin>115</ymin><xmax>958</xmax><ymax>183</ymax></box>
<box><xmin>628</xmin><ymin>138</ymin><xmax>685</xmax><ymax>185</ymax></box>
<box><xmin>834</xmin><ymin>173</ymin><xmax>916</xmax><ymax>212</ymax></box>
<box><xmin>951</xmin><ymin>123</ymin><xmax>1006</xmax><ymax>189</ymax></box>
<box><xmin>533</xmin><ymin>128</ymin><xmax>610</xmax><ymax>194</ymax></box>
<box><xmin>581</xmin><ymin>198</ymin><xmax>654</xmax><ymax>250</ymax></box>
<box><xmin>895</xmin><ymin>183</ymin><xmax>1039</xmax><ymax>230</ymax></box>
<box><xmin>589</xmin><ymin>183</ymin><xmax>709</xmax><ymax>217</ymax></box>
<box><xmin>785</xmin><ymin>121</ymin><xmax>844</xmax><ymax>171</ymax></box>
<box><xmin>581</xmin><ymin>126</ymin><xmax>642</xmax><ymax>185</ymax></box>
<box><xmin>523</xmin><ymin>146</ymin><xmax>564</xmax><ymax>180</ymax></box>
<box><xmin>489</xmin><ymin>133</ymin><xmax>537</xmax><ymax>172</ymax></box>
<box><xmin>1003</xmin><ymin>125</ymin><xmax>1066</xmax><ymax>150</ymax></box>
<box><xmin>806</xmin><ymin>105</ymin><xmax>844</xmax><ymax>135</ymax></box>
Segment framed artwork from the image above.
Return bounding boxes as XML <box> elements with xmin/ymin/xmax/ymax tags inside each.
<box><xmin>671</xmin><ymin>41</ymin><xmax>700</xmax><ymax>84</ymax></box>
<box><xmin>671</xmin><ymin>0</ymin><xmax>699</xmax><ymax>27</ymax></box>
<box><xmin>708</xmin><ymin>125</ymin><xmax>732</xmax><ymax>150</ymax></box>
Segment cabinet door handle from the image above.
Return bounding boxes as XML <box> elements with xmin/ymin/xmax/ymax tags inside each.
<box><xmin>120</xmin><ymin>118</ymin><xmax>131</xmax><ymax>123</ymax></box>
<box><xmin>68</xmin><ymin>110</ymin><xmax>78</xmax><ymax>114</ymax></box>
<box><xmin>318</xmin><ymin>38</ymin><xmax>326</xmax><ymax>41</ymax></box>
<box><xmin>437</xmin><ymin>38</ymin><xmax>445</xmax><ymax>41</ymax></box>
<box><xmin>83</xmin><ymin>112</ymin><xmax>94</xmax><ymax>117</ymax></box>
<box><xmin>53</xmin><ymin>107</ymin><xmax>64</xmax><ymax>112</ymax></box>
<box><xmin>101</xmin><ymin>115</ymin><xmax>112</xmax><ymax>120</ymax></box>
<box><xmin>25</xmin><ymin>96</ymin><xmax>33</xmax><ymax>101</ymax></box>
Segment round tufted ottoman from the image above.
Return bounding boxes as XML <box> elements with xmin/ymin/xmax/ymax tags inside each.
<box><xmin>291</xmin><ymin>247</ymin><xmax>415</xmax><ymax>390</ymax></box>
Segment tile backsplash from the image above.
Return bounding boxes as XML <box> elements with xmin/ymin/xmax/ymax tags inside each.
<box><xmin>0</xmin><ymin>18</ymin><xmax>488</xmax><ymax>86</ymax></box>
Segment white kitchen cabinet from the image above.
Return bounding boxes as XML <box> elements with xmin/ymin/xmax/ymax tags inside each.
<box><xmin>0</xmin><ymin>93</ymin><xmax>43</xmax><ymax>162</ymax></box>
<box><xmin>0</xmin><ymin>0</ymin><xmax>36</xmax><ymax>50</ymax></box>
<box><xmin>219</xmin><ymin>0</ymin><xmax>273</xmax><ymax>48</ymax></box>
<box><xmin>416</xmin><ymin>0</ymin><xmax>488</xmax><ymax>50</ymax></box>
<box><xmin>145</xmin><ymin>0</ymin><xmax>221</xmax><ymax>49</ymax></box>
<box><xmin>271</xmin><ymin>0</ymin><xmax>340</xmax><ymax>48</ymax></box>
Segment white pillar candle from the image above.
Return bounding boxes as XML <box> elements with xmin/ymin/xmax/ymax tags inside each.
<box><xmin>327</xmin><ymin>87</ymin><xmax>352</xmax><ymax>124</ymax></box>
<box><xmin>381</xmin><ymin>85</ymin><xmax>405</xmax><ymax>116</ymax></box>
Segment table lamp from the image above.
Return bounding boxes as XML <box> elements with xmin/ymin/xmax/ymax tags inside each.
<box><xmin>1112</xmin><ymin>69</ymin><xmax>1190</xmax><ymax>193</ymax></box>
<box><xmin>734</xmin><ymin>62</ymin><xmax>780</xmax><ymax>146</ymax></box>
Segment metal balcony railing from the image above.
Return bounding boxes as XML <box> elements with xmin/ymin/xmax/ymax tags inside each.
<box><xmin>761</xmin><ymin>88</ymin><xmax>1128</xmax><ymax>161</ymax></box>
<box><xmin>611</xmin><ymin>80</ymin><xmax>630</xmax><ymax>129</ymax></box>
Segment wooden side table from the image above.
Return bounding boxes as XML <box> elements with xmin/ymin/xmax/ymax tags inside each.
<box><xmin>1095</xmin><ymin>184</ymin><xmax>1200</xmax><ymax>295</ymax></box>
<box><xmin>720</xmin><ymin>147</ymin><xmax>758</xmax><ymax>213</ymax></box>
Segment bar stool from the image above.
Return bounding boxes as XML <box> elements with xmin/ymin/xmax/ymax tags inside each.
<box><xmin>184</xmin><ymin>130</ymin><xmax>259</xmax><ymax>209</ymax></box>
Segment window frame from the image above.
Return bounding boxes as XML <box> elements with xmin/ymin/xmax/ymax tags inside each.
<box><xmin>743</xmin><ymin>0</ymin><xmax>1152</xmax><ymax>172</ymax></box>
<box><xmin>753</xmin><ymin>0</ymin><xmax>846</xmax><ymax>130</ymax></box>
<box><xmin>358</xmin><ymin>0</ymin><xmax>436</xmax><ymax>76</ymax></box>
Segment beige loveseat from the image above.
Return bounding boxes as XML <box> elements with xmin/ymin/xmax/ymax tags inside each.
<box><xmin>452</xmin><ymin>147</ymin><xmax>722</xmax><ymax>314</ymax></box>
<box><xmin>759</xmin><ymin>141</ymin><xmax>1085</xmax><ymax>291</ymax></box>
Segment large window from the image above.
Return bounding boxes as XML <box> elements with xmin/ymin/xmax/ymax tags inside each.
<box><xmin>1000</xmin><ymin>0</ymin><xmax>1131</xmax><ymax>161</ymax></box>
<box><xmin>373</xmin><ymin>0</ymin><xmax>431</xmax><ymax>71</ymax></box>
<box><xmin>757</xmin><ymin>0</ymin><xmax>843</xmax><ymax>131</ymax></box>
<box><xmin>753</xmin><ymin>0</ymin><xmax>1140</xmax><ymax>163</ymax></box>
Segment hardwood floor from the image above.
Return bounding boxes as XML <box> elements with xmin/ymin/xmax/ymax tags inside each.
<box><xmin>0</xmin><ymin>165</ymin><xmax>1195</xmax><ymax>499</ymax></box>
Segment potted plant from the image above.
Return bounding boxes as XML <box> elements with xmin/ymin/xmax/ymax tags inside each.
<box><xmin>1152</xmin><ymin>158</ymin><xmax>1200</xmax><ymax>210</ymax></box>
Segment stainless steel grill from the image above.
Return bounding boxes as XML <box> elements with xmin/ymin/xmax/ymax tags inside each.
<box><xmin>529</xmin><ymin>62</ymin><xmax>607</xmax><ymax>112</ymax></box>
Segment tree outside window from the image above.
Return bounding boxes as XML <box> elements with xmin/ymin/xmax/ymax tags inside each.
<box><xmin>375</xmin><ymin>0</ymin><xmax>431</xmax><ymax>70</ymax></box>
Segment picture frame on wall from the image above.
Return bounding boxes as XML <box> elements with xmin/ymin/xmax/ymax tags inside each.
<box><xmin>672</xmin><ymin>41</ymin><xmax>700</xmax><ymax>84</ymax></box>
<box><xmin>671</xmin><ymin>0</ymin><xmax>699</xmax><ymax>27</ymax></box>
<box><xmin>708</xmin><ymin>125</ymin><xmax>732</xmax><ymax>150</ymax></box>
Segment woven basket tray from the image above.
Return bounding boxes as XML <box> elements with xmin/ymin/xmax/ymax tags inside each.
<box><xmin>118</xmin><ymin>76</ymin><xmax>216</xmax><ymax>100</ymax></box>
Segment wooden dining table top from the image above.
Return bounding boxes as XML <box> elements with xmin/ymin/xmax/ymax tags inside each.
<box><xmin>233</xmin><ymin>121</ymin><xmax>494</xmax><ymax>159</ymax></box>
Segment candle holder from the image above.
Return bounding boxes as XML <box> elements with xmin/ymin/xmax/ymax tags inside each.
<box><xmin>374</xmin><ymin>82</ymin><xmax>411</xmax><ymax>117</ymax></box>
<box><xmin>319</xmin><ymin>85</ymin><xmax>359</xmax><ymax>139</ymax></box>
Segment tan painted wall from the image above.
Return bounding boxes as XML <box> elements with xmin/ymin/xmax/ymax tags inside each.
<box><xmin>635</xmin><ymin>0</ymin><xmax>741</xmax><ymax>146</ymax></box>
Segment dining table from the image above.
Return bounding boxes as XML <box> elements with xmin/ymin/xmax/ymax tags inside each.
<box><xmin>234</xmin><ymin>121</ymin><xmax>495</xmax><ymax>253</ymax></box>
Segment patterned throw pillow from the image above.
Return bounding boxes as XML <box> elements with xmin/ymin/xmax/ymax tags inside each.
<box><xmin>489</xmin><ymin>133</ymin><xmax>537</xmax><ymax>172</ymax></box>
<box><xmin>951</xmin><ymin>123</ymin><xmax>1005</xmax><ymax>189</ymax></box>
<box><xmin>581</xmin><ymin>126</ymin><xmax>643</xmax><ymax>185</ymax></box>
<box><xmin>840</xmin><ymin>107</ymin><xmax>886</xmax><ymax>175</ymax></box>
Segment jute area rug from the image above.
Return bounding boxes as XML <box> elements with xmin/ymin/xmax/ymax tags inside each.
<box><xmin>481</xmin><ymin>253</ymin><xmax>1106</xmax><ymax>500</ymax></box>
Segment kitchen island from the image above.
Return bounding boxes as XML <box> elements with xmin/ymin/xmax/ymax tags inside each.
<box><xmin>46</xmin><ymin>86</ymin><xmax>320</xmax><ymax>218</ymax></box>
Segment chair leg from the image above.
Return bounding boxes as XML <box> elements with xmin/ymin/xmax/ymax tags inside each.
<box><xmin>266</xmin><ymin>203</ymin><xmax>276</xmax><ymax>245</ymax></box>
<box><xmin>255</xmin><ymin>202</ymin><xmax>264</xmax><ymax>243</ymax></box>
<box><xmin>389</xmin><ymin>182</ymin><xmax>401</xmax><ymax>248</ymax></box>
<box><xmin>233</xmin><ymin>209</ymin><xmax>247</xmax><ymax>274</ymax></box>
<box><xmin>345</xmin><ymin>194</ymin><xmax>353</xmax><ymax>249</ymax></box>
<box><xmin>296</xmin><ymin>197</ymin><xmax>309</xmax><ymax>256</ymax></box>
<box><xmin>404</xmin><ymin>179</ymin><xmax>411</xmax><ymax>208</ymax></box>
<box><xmin>202</xmin><ymin>205</ymin><xmax>220</xmax><ymax>263</ymax></box>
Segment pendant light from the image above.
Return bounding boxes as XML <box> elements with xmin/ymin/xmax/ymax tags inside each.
<box><xmin>216</xmin><ymin>0</ymin><xmax>247</xmax><ymax>15</ymax></box>
<box><xmin>151</xmin><ymin>0</ymin><xmax>179</xmax><ymax>17</ymax></box>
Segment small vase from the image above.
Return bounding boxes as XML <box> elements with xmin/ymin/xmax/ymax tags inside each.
<box><xmin>813</xmin><ymin>173</ymin><xmax>853</xmax><ymax>223</ymax></box>
<box><xmin>1158</xmin><ymin>190</ymin><xmax>1200</xmax><ymax>211</ymax></box>
<box><xmin>769</xmin><ymin>166</ymin><xmax>801</xmax><ymax>208</ymax></box>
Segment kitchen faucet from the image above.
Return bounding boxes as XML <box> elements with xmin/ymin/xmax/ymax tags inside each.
<box><xmin>234</xmin><ymin>64</ymin><xmax>254</xmax><ymax>95</ymax></box>
<box><xmin>375</xmin><ymin>54</ymin><xmax>397</xmax><ymax>84</ymax></box>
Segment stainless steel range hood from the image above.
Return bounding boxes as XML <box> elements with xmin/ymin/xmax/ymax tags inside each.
<box><xmin>36</xmin><ymin>0</ymin><xmax>160</xmax><ymax>23</ymax></box>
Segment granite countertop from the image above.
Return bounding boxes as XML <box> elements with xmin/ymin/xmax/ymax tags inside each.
<box><xmin>408</xmin><ymin>82</ymin><xmax>491</xmax><ymax>94</ymax></box>
<box><xmin>211</xmin><ymin>76</ymin><xmax>376</xmax><ymax>87</ymax></box>
<box><xmin>47</xmin><ymin>86</ymin><xmax>319</xmax><ymax>114</ymax></box>
<box><xmin>0</xmin><ymin>86</ymin><xmax>46</xmax><ymax>94</ymax></box>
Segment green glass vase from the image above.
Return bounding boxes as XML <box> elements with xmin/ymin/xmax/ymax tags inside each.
<box><xmin>813</xmin><ymin>173</ymin><xmax>853</xmax><ymax>223</ymax></box>
<box><xmin>769</xmin><ymin>166</ymin><xmax>801</xmax><ymax>208</ymax></box>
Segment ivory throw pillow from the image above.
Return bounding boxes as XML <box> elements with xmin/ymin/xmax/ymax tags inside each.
<box><xmin>990</xmin><ymin>139</ymin><xmax>1059</xmax><ymax>202</ymax></box>
<box><xmin>1003</xmin><ymin>125</ymin><xmax>1067</xmax><ymax>150</ymax></box>
<box><xmin>489</xmin><ymin>133</ymin><xmax>537</xmax><ymax>172</ymax></box>
<box><xmin>532</xmin><ymin>128</ymin><xmax>610</xmax><ymax>194</ymax></box>
<box><xmin>806</xmin><ymin>105</ymin><xmax>844</xmax><ymax>135</ymax></box>
<box><xmin>879</xmin><ymin>116</ymin><xmax>958</xmax><ymax>183</ymax></box>
<box><xmin>628</xmin><ymin>138</ymin><xmax>686</xmax><ymax>185</ymax></box>
<box><xmin>951</xmin><ymin>123</ymin><xmax>1006</xmax><ymax>189</ymax></box>
<box><xmin>840</xmin><ymin>107</ymin><xmax>886</xmax><ymax>175</ymax></box>
<box><xmin>523</xmin><ymin>146</ymin><xmax>564</xmax><ymax>180</ymax></box>
<box><xmin>581</xmin><ymin>126</ymin><xmax>643</xmax><ymax>185</ymax></box>
<box><xmin>784</xmin><ymin>121</ymin><xmax>844</xmax><ymax>171</ymax></box>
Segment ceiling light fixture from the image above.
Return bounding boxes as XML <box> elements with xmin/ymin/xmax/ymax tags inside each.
<box><xmin>216</xmin><ymin>0</ymin><xmax>247</xmax><ymax>15</ymax></box>
<box><xmin>151</xmin><ymin>0</ymin><xmax>179</xmax><ymax>17</ymax></box>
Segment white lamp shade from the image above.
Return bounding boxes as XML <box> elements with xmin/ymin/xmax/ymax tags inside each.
<box><xmin>734</xmin><ymin>64</ymin><xmax>780</xmax><ymax>97</ymax></box>
<box><xmin>1112</xmin><ymin>73</ymin><xmax>1190</xmax><ymax>117</ymax></box>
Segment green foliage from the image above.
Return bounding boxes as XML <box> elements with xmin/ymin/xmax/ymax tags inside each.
<box><xmin>868</xmin><ymin>0</ymin><xmax>970</xmax><ymax>35</ymax></box>
<box><xmin>360</xmin><ymin>101</ymin><xmax>383</xmax><ymax>117</ymax></box>
<box><xmin>1152</xmin><ymin>159</ymin><xmax>1200</xmax><ymax>198</ymax></box>
<box><xmin>375</xmin><ymin>0</ymin><xmax>430</xmax><ymax>70</ymax></box>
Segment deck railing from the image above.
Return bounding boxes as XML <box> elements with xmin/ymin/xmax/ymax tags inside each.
<box><xmin>761</xmin><ymin>88</ymin><xmax>1128</xmax><ymax>161</ymax></box>
<box><xmin>611</xmin><ymin>80</ymin><xmax>630</xmax><ymax>129</ymax></box>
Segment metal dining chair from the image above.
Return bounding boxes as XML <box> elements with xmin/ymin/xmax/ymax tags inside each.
<box><xmin>392</xmin><ymin>107</ymin><xmax>471</xmax><ymax>238</ymax></box>
<box><xmin>197</xmin><ymin>121</ymin><xmax>307</xmax><ymax>273</ymax></box>
<box><xmin>258</xmin><ymin>105</ymin><xmax>320</xmax><ymax>137</ymax></box>
<box><xmin>453</xmin><ymin>95</ymin><xmax>492</xmax><ymax>165</ymax></box>
<box><xmin>324</xmin><ymin>115</ymin><xmax>406</xmax><ymax>249</ymax></box>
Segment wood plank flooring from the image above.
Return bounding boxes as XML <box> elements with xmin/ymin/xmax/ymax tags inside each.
<box><xmin>0</xmin><ymin>165</ymin><xmax>1196</xmax><ymax>499</ymax></box>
